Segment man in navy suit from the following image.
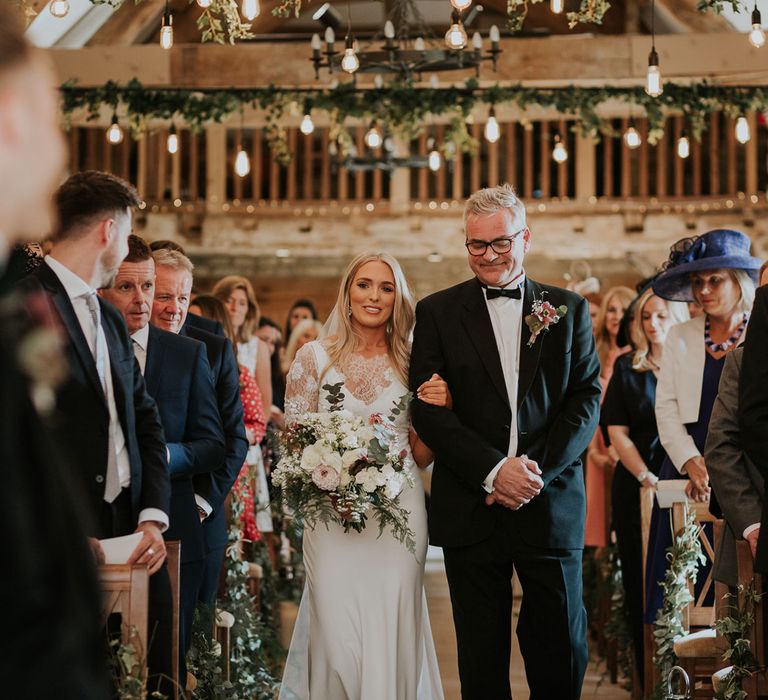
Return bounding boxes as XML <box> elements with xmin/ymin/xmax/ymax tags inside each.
<box><xmin>25</xmin><ymin>171</ymin><xmax>174</xmax><ymax>694</ymax></box>
<box><xmin>150</xmin><ymin>241</ymin><xmax>248</xmax><ymax>604</ymax></box>
<box><xmin>101</xmin><ymin>235</ymin><xmax>225</xmax><ymax>680</ymax></box>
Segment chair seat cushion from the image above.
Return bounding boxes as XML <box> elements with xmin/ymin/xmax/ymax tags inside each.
<box><xmin>673</xmin><ymin>628</ymin><xmax>728</xmax><ymax>658</ymax></box>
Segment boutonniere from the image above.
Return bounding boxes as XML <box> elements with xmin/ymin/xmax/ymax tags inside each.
<box><xmin>524</xmin><ymin>292</ymin><xmax>567</xmax><ymax>347</ymax></box>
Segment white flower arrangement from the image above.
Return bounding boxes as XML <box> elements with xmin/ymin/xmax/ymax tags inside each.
<box><xmin>272</xmin><ymin>385</ymin><xmax>416</xmax><ymax>552</ymax></box>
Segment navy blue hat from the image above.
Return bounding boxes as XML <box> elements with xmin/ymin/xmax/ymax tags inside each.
<box><xmin>652</xmin><ymin>229</ymin><xmax>762</xmax><ymax>302</ymax></box>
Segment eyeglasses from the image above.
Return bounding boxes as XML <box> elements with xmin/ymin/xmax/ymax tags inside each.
<box><xmin>464</xmin><ymin>229</ymin><xmax>526</xmax><ymax>257</ymax></box>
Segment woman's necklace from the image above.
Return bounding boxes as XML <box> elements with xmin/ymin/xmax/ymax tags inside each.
<box><xmin>704</xmin><ymin>313</ymin><xmax>748</xmax><ymax>353</ymax></box>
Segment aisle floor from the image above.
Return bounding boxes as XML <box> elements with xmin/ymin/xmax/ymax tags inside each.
<box><xmin>423</xmin><ymin>551</ymin><xmax>632</xmax><ymax>700</ymax></box>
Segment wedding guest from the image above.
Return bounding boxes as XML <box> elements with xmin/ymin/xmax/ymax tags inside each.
<box><xmin>584</xmin><ymin>285</ymin><xmax>634</xmax><ymax>548</ymax></box>
<box><xmin>646</xmin><ymin>229</ymin><xmax>760</xmax><ymax>620</ymax></box>
<box><xmin>158</xmin><ymin>273</ymin><xmax>248</xmax><ymax>608</ymax></box>
<box><xmin>101</xmin><ymin>236</ymin><xmax>225</xmax><ymax>679</ymax></box>
<box><xmin>759</xmin><ymin>259</ymin><xmax>768</xmax><ymax>287</ymax></box>
<box><xmin>189</xmin><ymin>293</ymin><xmax>235</xmax><ymax>340</ymax></box>
<box><xmin>283</xmin><ymin>297</ymin><xmax>318</xmax><ymax>345</ymax></box>
<box><xmin>257</xmin><ymin>316</ymin><xmax>286</xmax><ymax>414</ymax></box>
<box><xmin>603</xmin><ymin>288</ymin><xmax>687</xmax><ymax>687</ymax></box>
<box><xmin>282</xmin><ymin>318</ymin><xmax>324</xmax><ymax>375</ymax></box>
<box><xmin>23</xmin><ymin>171</ymin><xmax>174</xmax><ymax>694</ymax></box>
<box><xmin>212</xmin><ymin>276</ymin><xmax>275</xmax><ymax>532</ymax></box>
<box><xmin>212</xmin><ymin>275</ymin><xmax>272</xmax><ymax>416</ymax></box>
<box><xmin>585</xmin><ymin>292</ymin><xmax>603</xmax><ymax>336</ymax></box>
<box><xmin>0</xmin><ymin>8</ymin><xmax>107</xmax><ymax>696</ymax></box>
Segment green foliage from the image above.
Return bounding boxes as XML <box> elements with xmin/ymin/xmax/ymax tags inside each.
<box><xmin>603</xmin><ymin>544</ymin><xmax>634</xmax><ymax>693</ymax></box>
<box><xmin>187</xmin><ymin>606</ymin><xmax>237</xmax><ymax>699</ymax></box>
<box><xmin>322</xmin><ymin>382</ymin><xmax>346</xmax><ymax>412</ymax></box>
<box><xmin>714</xmin><ymin>584</ymin><xmax>764</xmax><ymax>700</ymax></box>
<box><xmin>651</xmin><ymin>507</ymin><xmax>707</xmax><ymax>700</ymax></box>
<box><xmin>59</xmin><ymin>78</ymin><xmax>768</xmax><ymax>166</ymax></box>
<box><xmin>697</xmin><ymin>0</ymin><xmax>747</xmax><ymax>14</ymax></box>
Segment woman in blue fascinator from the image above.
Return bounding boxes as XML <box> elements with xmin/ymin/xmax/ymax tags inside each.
<box><xmin>644</xmin><ymin>228</ymin><xmax>761</xmax><ymax>622</ymax></box>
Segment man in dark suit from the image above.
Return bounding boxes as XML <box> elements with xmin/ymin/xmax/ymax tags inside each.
<box><xmin>410</xmin><ymin>184</ymin><xmax>601</xmax><ymax>700</ymax></box>
<box><xmin>150</xmin><ymin>245</ymin><xmax>248</xmax><ymax>604</ymax></box>
<box><xmin>24</xmin><ymin>171</ymin><xmax>174</xmax><ymax>693</ymax></box>
<box><xmin>101</xmin><ymin>235</ymin><xmax>225</xmax><ymax>678</ymax></box>
<box><xmin>0</xmin><ymin>10</ymin><xmax>107</xmax><ymax>696</ymax></box>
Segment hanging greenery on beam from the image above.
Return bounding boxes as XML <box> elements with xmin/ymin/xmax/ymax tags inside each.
<box><xmin>60</xmin><ymin>78</ymin><xmax>768</xmax><ymax>165</ymax></box>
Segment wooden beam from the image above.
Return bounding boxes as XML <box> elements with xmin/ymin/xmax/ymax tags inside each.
<box><xmin>50</xmin><ymin>33</ymin><xmax>768</xmax><ymax>90</ymax></box>
<box><xmin>574</xmin><ymin>132</ymin><xmax>595</xmax><ymax>200</ymax></box>
<box><xmin>745</xmin><ymin>111</ymin><xmax>758</xmax><ymax>195</ymax></box>
<box><xmin>87</xmin><ymin>0</ymin><xmax>165</xmax><ymax>47</ymax></box>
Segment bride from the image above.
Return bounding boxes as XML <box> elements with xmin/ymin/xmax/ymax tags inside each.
<box><xmin>279</xmin><ymin>252</ymin><xmax>448</xmax><ymax>700</ymax></box>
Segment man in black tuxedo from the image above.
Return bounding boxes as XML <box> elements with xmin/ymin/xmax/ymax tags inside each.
<box><xmin>410</xmin><ymin>184</ymin><xmax>601</xmax><ymax>700</ymax></box>
<box><xmin>25</xmin><ymin>171</ymin><xmax>174</xmax><ymax>693</ymax></box>
<box><xmin>101</xmin><ymin>235</ymin><xmax>225</xmax><ymax>678</ymax></box>
<box><xmin>0</xmin><ymin>9</ymin><xmax>107</xmax><ymax>696</ymax></box>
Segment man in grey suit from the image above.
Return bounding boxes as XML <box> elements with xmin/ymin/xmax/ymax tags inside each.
<box><xmin>705</xmin><ymin>346</ymin><xmax>764</xmax><ymax>585</ymax></box>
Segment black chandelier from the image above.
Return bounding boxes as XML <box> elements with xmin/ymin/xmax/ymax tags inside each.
<box><xmin>309</xmin><ymin>0</ymin><xmax>501</xmax><ymax>82</ymax></box>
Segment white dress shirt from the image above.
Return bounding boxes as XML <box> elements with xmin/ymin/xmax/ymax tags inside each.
<box><xmin>481</xmin><ymin>275</ymin><xmax>525</xmax><ymax>493</ymax></box>
<box><xmin>46</xmin><ymin>256</ymin><xmax>168</xmax><ymax>530</ymax></box>
<box><xmin>131</xmin><ymin>323</ymin><xmax>212</xmax><ymax>519</ymax></box>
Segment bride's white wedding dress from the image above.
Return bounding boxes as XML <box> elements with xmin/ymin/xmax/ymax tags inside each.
<box><xmin>278</xmin><ymin>340</ymin><xmax>444</xmax><ymax>700</ymax></box>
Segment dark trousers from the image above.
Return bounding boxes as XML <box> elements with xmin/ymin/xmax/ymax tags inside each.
<box><xmin>99</xmin><ymin>491</ymin><xmax>175</xmax><ymax>696</ymax></box>
<box><xmin>179</xmin><ymin>558</ymin><xmax>205</xmax><ymax>682</ymax></box>
<box><xmin>198</xmin><ymin>545</ymin><xmax>227</xmax><ymax>605</ymax></box>
<box><xmin>442</xmin><ymin>525</ymin><xmax>587</xmax><ymax>700</ymax></box>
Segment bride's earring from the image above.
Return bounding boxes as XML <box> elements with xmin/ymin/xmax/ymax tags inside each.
<box><xmin>347</xmin><ymin>305</ymin><xmax>352</xmax><ymax>317</ymax></box>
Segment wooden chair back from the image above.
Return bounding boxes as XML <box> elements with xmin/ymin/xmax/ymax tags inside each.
<box><xmin>165</xmin><ymin>541</ymin><xmax>181</xmax><ymax>698</ymax></box>
<box><xmin>672</xmin><ymin>501</ymin><xmax>724</xmax><ymax>629</ymax></box>
<box><xmin>735</xmin><ymin>539</ymin><xmax>766</xmax><ymax>698</ymax></box>
<box><xmin>99</xmin><ymin>563</ymin><xmax>150</xmax><ymax>681</ymax></box>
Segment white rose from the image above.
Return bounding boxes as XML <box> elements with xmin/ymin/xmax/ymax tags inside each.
<box><xmin>385</xmin><ymin>473</ymin><xmax>405</xmax><ymax>499</ymax></box>
<box><xmin>341</xmin><ymin>449</ymin><xmax>366</xmax><ymax>470</ymax></box>
<box><xmin>300</xmin><ymin>443</ymin><xmax>325</xmax><ymax>472</ymax></box>
<box><xmin>355</xmin><ymin>468</ymin><xmax>380</xmax><ymax>493</ymax></box>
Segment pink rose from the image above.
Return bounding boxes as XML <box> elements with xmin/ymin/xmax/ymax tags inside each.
<box><xmin>311</xmin><ymin>464</ymin><xmax>340</xmax><ymax>491</ymax></box>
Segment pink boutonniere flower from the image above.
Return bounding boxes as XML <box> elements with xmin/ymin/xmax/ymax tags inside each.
<box><xmin>524</xmin><ymin>292</ymin><xmax>568</xmax><ymax>347</ymax></box>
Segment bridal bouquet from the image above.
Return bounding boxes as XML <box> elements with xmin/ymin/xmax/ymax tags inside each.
<box><xmin>272</xmin><ymin>384</ymin><xmax>416</xmax><ymax>552</ymax></box>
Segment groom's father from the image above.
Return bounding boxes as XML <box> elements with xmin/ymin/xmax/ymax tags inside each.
<box><xmin>410</xmin><ymin>184</ymin><xmax>601</xmax><ymax>700</ymax></box>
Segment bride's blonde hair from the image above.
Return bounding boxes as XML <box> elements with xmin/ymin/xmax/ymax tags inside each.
<box><xmin>322</xmin><ymin>252</ymin><xmax>415</xmax><ymax>386</ymax></box>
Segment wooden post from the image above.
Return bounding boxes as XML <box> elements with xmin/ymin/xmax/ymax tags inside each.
<box><xmin>691</xmin><ymin>133</ymin><xmax>702</xmax><ymax>197</ymax></box>
<box><xmin>726</xmin><ymin>116</ymin><xmax>737</xmax><ymax>194</ymax></box>
<box><xmin>286</xmin><ymin>128</ymin><xmax>297</xmax><ymax>201</ymax></box>
<box><xmin>709</xmin><ymin>113</ymin><xmax>720</xmax><ymax>196</ymax></box>
<box><xmin>638</xmin><ymin>118</ymin><xmax>649</xmax><ymax>199</ymax></box>
<box><xmin>523</xmin><ymin>125</ymin><xmax>533</xmax><ymax>199</ymax></box>
<box><xmin>452</xmin><ymin>149</ymin><xmax>463</xmax><ymax>201</ymax></box>
<box><xmin>745</xmin><ymin>111</ymin><xmax>758</xmax><ymax>195</ymax></box>
<box><xmin>574</xmin><ymin>132</ymin><xmax>596</xmax><ymax>201</ymax></box>
<box><xmin>205</xmin><ymin>124</ymin><xmax>226</xmax><ymax>212</ymax></box>
<box><xmin>505</xmin><ymin>122</ymin><xmax>517</xmax><ymax>189</ymax></box>
<box><xmin>252</xmin><ymin>128</ymin><xmax>263</xmax><ymax>202</ymax></box>
<box><xmin>389</xmin><ymin>136</ymin><xmax>410</xmax><ymax>214</ymax></box>
<box><xmin>155</xmin><ymin>131</ymin><xmax>167</xmax><ymax>202</ymax></box>
<box><xmin>673</xmin><ymin>116</ymin><xmax>684</xmax><ymax>197</ymax></box>
<box><xmin>620</xmin><ymin>118</ymin><xmax>631</xmax><ymax>198</ymax></box>
<box><xmin>355</xmin><ymin>127</ymin><xmax>365</xmax><ymax>201</ymax></box>
<box><xmin>558</xmin><ymin>120</ymin><xmax>568</xmax><ymax>198</ymax></box>
<box><xmin>602</xmin><ymin>128</ymin><xmax>614</xmax><ymax>198</ymax></box>
<box><xmin>320</xmin><ymin>129</ymin><xmax>330</xmax><ymax>201</ymax></box>
<box><xmin>539</xmin><ymin>121</ymin><xmax>551</xmax><ymax>198</ymax></box>
<box><xmin>470</xmin><ymin>123</ymin><xmax>481</xmax><ymax>194</ymax></box>
<box><xmin>170</xmin><ymin>128</ymin><xmax>181</xmax><ymax>202</ymax></box>
<box><xmin>302</xmin><ymin>128</ymin><xmax>314</xmax><ymax>200</ymax></box>
<box><xmin>137</xmin><ymin>134</ymin><xmax>148</xmax><ymax>202</ymax></box>
<box><xmin>435</xmin><ymin>124</ymin><xmax>446</xmax><ymax>200</ymax></box>
<box><xmin>233</xmin><ymin>129</ymin><xmax>243</xmax><ymax>201</ymax></box>
<box><xmin>655</xmin><ymin>127</ymin><xmax>667</xmax><ymax>198</ymax></box>
<box><xmin>418</xmin><ymin>133</ymin><xmax>428</xmax><ymax>201</ymax></box>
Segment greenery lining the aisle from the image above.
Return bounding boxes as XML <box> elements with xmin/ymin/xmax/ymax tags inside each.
<box><xmin>651</xmin><ymin>506</ymin><xmax>706</xmax><ymax>700</ymax></box>
<box><xmin>714</xmin><ymin>583</ymin><xmax>763</xmax><ymax>700</ymax></box>
<box><xmin>60</xmin><ymin>78</ymin><xmax>768</xmax><ymax>166</ymax></box>
<box><xmin>604</xmin><ymin>544</ymin><xmax>634</xmax><ymax>694</ymax></box>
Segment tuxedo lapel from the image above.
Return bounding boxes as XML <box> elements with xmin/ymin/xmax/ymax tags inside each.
<box><xmin>144</xmin><ymin>326</ymin><xmax>165</xmax><ymax>397</ymax></box>
<box><xmin>517</xmin><ymin>278</ymin><xmax>544</xmax><ymax>408</ymax></box>
<box><xmin>460</xmin><ymin>279</ymin><xmax>510</xmax><ymax>408</ymax></box>
<box><xmin>38</xmin><ymin>262</ymin><xmax>106</xmax><ymax>405</ymax></box>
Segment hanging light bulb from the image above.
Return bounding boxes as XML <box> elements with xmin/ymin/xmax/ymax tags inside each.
<box><xmin>676</xmin><ymin>132</ymin><xmax>690</xmax><ymax>159</ymax></box>
<box><xmin>106</xmin><ymin>113</ymin><xmax>124</xmax><ymax>145</ymax></box>
<box><xmin>341</xmin><ymin>35</ymin><xmax>360</xmax><ymax>73</ymax></box>
<box><xmin>49</xmin><ymin>0</ymin><xmax>70</xmax><ymax>18</ymax></box>
<box><xmin>552</xmin><ymin>135</ymin><xmax>568</xmax><ymax>163</ymax></box>
<box><xmin>550</xmin><ymin>0</ymin><xmax>564</xmax><ymax>13</ymax></box>
<box><xmin>160</xmin><ymin>7</ymin><xmax>174</xmax><ymax>50</ymax></box>
<box><xmin>167</xmin><ymin>124</ymin><xmax>179</xmax><ymax>154</ymax></box>
<box><xmin>623</xmin><ymin>124</ymin><xmax>642</xmax><ymax>149</ymax></box>
<box><xmin>242</xmin><ymin>0</ymin><xmax>260</xmax><ymax>21</ymax></box>
<box><xmin>384</xmin><ymin>20</ymin><xmax>396</xmax><ymax>40</ymax></box>
<box><xmin>197</xmin><ymin>0</ymin><xmax>213</xmax><ymax>6</ymax></box>
<box><xmin>645</xmin><ymin>48</ymin><xmax>662</xmax><ymax>97</ymax></box>
<box><xmin>484</xmin><ymin>106</ymin><xmax>500</xmax><ymax>143</ymax></box>
<box><xmin>235</xmin><ymin>147</ymin><xmax>251</xmax><ymax>177</ymax></box>
<box><xmin>414</xmin><ymin>37</ymin><xmax>426</xmax><ymax>51</ymax></box>
<box><xmin>428</xmin><ymin>150</ymin><xmax>442</xmax><ymax>172</ymax></box>
<box><xmin>749</xmin><ymin>5</ymin><xmax>765</xmax><ymax>48</ymax></box>
<box><xmin>300</xmin><ymin>113</ymin><xmax>315</xmax><ymax>135</ymax></box>
<box><xmin>445</xmin><ymin>12</ymin><xmax>468</xmax><ymax>50</ymax></box>
<box><xmin>451</xmin><ymin>0</ymin><xmax>473</xmax><ymax>11</ymax></box>
<box><xmin>735</xmin><ymin>116</ymin><xmax>751</xmax><ymax>144</ymax></box>
<box><xmin>365</xmin><ymin>123</ymin><xmax>383</xmax><ymax>150</ymax></box>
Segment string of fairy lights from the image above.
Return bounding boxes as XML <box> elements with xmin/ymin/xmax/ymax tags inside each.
<box><xmin>49</xmin><ymin>0</ymin><xmax>766</xmax><ymax>176</ymax></box>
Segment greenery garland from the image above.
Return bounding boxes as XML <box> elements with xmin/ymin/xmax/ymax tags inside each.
<box><xmin>714</xmin><ymin>584</ymin><xmax>763</xmax><ymax>700</ymax></box>
<box><xmin>603</xmin><ymin>544</ymin><xmax>634</xmax><ymax>694</ymax></box>
<box><xmin>651</xmin><ymin>506</ymin><xmax>706</xmax><ymax>700</ymax></box>
<box><xmin>60</xmin><ymin>78</ymin><xmax>768</xmax><ymax>165</ymax></box>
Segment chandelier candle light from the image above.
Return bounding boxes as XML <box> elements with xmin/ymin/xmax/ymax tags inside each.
<box><xmin>677</xmin><ymin>131</ymin><xmax>690</xmax><ymax>159</ymax></box>
<box><xmin>167</xmin><ymin>123</ymin><xmax>179</xmax><ymax>154</ymax></box>
<box><xmin>552</xmin><ymin>134</ymin><xmax>568</xmax><ymax>163</ymax></box>
<box><xmin>484</xmin><ymin>106</ymin><xmax>500</xmax><ymax>143</ymax></box>
<box><xmin>242</xmin><ymin>0</ymin><xmax>260</xmax><ymax>20</ymax></box>
<box><xmin>735</xmin><ymin>116</ymin><xmax>751</xmax><ymax>144</ymax></box>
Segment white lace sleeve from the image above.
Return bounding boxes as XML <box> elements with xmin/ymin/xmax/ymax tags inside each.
<box><xmin>284</xmin><ymin>343</ymin><xmax>320</xmax><ymax>422</ymax></box>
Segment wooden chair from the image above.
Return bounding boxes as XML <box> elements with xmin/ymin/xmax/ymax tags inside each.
<box><xmin>712</xmin><ymin>539</ymin><xmax>766</xmax><ymax>699</ymax></box>
<box><xmin>671</xmin><ymin>501</ymin><xmax>728</xmax><ymax>698</ymax></box>
<box><xmin>640</xmin><ymin>485</ymin><xmax>658</xmax><ymax>695</ymax></box>
<box><xmin>99</xmin><ymin>562</ymin><xmax>150</xmax><ymax>683</ymax></box>
<box><xmin>215</xmin><ymin>609</ymin><xmax>235</xmax><ymax>682</ymax></box>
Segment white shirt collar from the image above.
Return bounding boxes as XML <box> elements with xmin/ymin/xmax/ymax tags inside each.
<box><xmin>130</xmin><ymin>324</ymin><xmax>150</xmax><ymax>352</ymax></box>
<box><xmin>45</xmin><ymin>254</ymin><xmax>95</xmax><ymax>300</ymax></box>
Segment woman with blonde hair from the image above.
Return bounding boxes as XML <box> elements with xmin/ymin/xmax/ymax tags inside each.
<box><xmin>279</xmin><ymin>252</ymin><xmax>448</xmax><ymax>700</ymax></box>
<box><xmin>603</xmin><ymin>287</ymin><xmax>687</xmax><ymax>688</ymax></box>
<box><xmin>281</xmin><ymin>318</ymin><xmax>324</xmax><ymax>376</ymax></box>
<box><xmin>584</xmin><ymin>285</ymin><xmax>635</xmax><ymax>547</ymax></box>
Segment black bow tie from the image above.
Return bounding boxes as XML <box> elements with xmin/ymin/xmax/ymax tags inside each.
<box><xmin>483</xmin><ymin>285</ymin><xmax>522</xmax><ymax>300</ymax></box>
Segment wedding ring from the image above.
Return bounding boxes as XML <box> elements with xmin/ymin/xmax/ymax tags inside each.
<box><xmin>148</xmin><ymin>547</ymin><xmax>155</xmax><ymax>556</ymax></box>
